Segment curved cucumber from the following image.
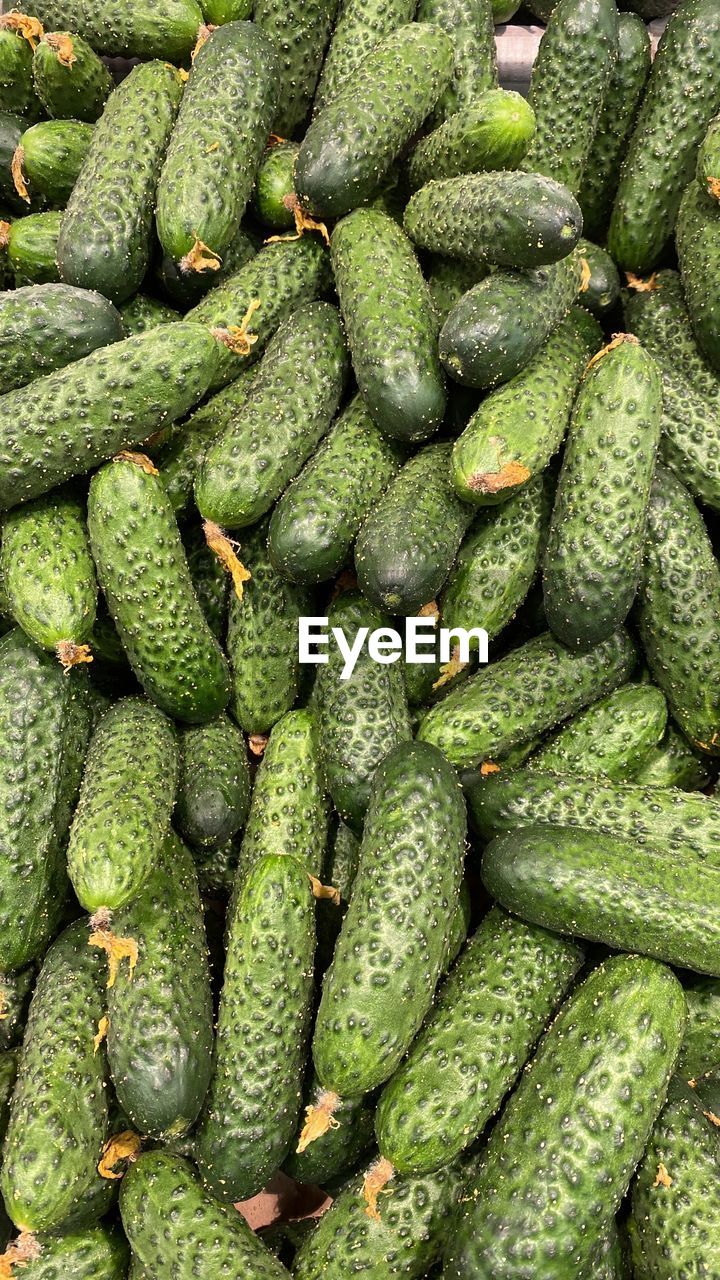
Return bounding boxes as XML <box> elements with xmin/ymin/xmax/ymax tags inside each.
<box><xmin>416</xmin><ymin>0</ymin><xmax>497</xmax><ymax>124</ymax></box>
<box><xmin>5</xmin><ymin>210</ymin><xmax>61</xmax><ymax>285</ymax></box>
<box><xmin>313</xmin><ymin>0</ymin><xmax>416</xmax><ymax>114</ymax></box>
<box><xmin>155</xmin><ymin>368</ymin><xmax>256</xmax><ymax>515</ymax></box>
<box><xmin>676</xmin><ymin>179</ymin><xmax>720</xmax><ymax>373</ymax></box>
<box><xmin>27</xmin><ymin>0</ymin><xmax>203</xmax><ymax>61</ymax></box>
<box><xmin>175</xmin><ymin>714</ymin><xmax>250</xmax><ymax>851</ymax></box>
<box><xmin>0</xmin><ymin>1224</ymin><xmax>129</xmax><ymax>1279</ymax></box>
<box><xmin>254</xmin><ymin>1</ymin><xmax>338</xmax><ymax>138</ymax></box>
<box><xmin>407</xmin><ymin>91</ymin><xmax>535</xmax><ymax>191</ymax></box>
<box><xmin>14</xmin><ymin>119</ymin><xmax>94</xmax><ymax>208</ymax></box>
<box><xmin>698</xmin><ymin>113</ymin><xmax>720</xmax><ymax>201</ymax></box>
<box><xmin>632</xmin><ymin>723</ymin><xmax>715</xmax><ymax>792</ymax></box>
<box><xmin>529</xmin><ymin>683</ymin><xmax>668</xmax><ymax>780</ymax></box>
<box><xmin>576</xmin><ymin>239</ymin><xmax>621</xmax><ymax>318</ymax></box>
<box><xmin>32</xmin><ymin>31</ymin><xmax>113</xmax><ymax>123</ymax></box>
<box><xmin>0</xmin><ymin>283</ymin><xmax>122</xmax><ymax>396</ymax></box>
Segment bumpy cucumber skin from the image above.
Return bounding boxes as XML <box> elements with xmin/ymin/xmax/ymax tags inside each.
<box><xmin>283</xmin><ymin>1078</ymin><xmax>375</xmax><ymax>1186</ymax></box>
<box><xmin>176</xmin><ymin>714</ymin><xmax>250</xmax><ymax>851</ymax></box>
<box><xmin>155</xmin><ymin>368</ymin><xmax>256</xmax><ymax>515</ymax></box>
<box><xmin>530</xmin><ymin>684</ymin><xmax>668</xmax><ymax>781</ymax></box>
<box><xmin>226</xmin><ymin>519</ymin><xmax>309</xmax><ymax>736</ymax></box>
<box><xmin>419</xmin><ymin>627</ymin><xmax>636</xmax><ymax>769</ymax></box>
<box><xmin>608</xmin><ymin>0</ymin><xmax>720</xmax><ymax>273</ymax></box>
<box><xmin>355</xmin><ymin>442</ymin><xmax>474</xmax><ymax>616</ymax></box>
<box><xmin>1</xmin><ymin>487</ymin><xmax>97</xmax><ymax>653</ymax></box>
<box><xmin>376</xmin><ymin>908</ymin><xmax>583</xmax><ymax>1176</ymax></box>
<box><xmin>0</xmin><ymin>284</ymin><xmax>123</xmax><ymax>396</ymax></box>
<box><xmin>7</xmin><ymin>210</ymin><xmax>62</xmax><ymax>285</ymax></box>
<box><xmin>32</xmin><ymin>31</ymin><xmax>113</xmax><ymax>123</ymax></box>
<box><xmin>426</xmin><ymin>255</ymin><xmax>488</xmax><ymax>328</ymax></box>
<box><xmin>196</xmin><ymin>302</ymin><xmax>347</xmax><ymax>529</ymax></box>
<box><xmin>623</xmin><ymin>270</ymin><xmax>718</xmax><ymax>399</ymax></box>
<box><xmin>182</xmin><ymin>520</ymin><xmax>228</xmax><ymax>641</ymax></box>
<box><xmin>632</xmin><ymin>724</ymin><xmax>715</xmax><ymax>792</ymax></box>
<box><xmin>191</xmin><ymin>836</ymin><xmax>239</xmax><ymax>898</ymax></box>
<box><xmin>407</xmin><ymin>91</ymin><xmax>535</xmax><ymax>191</ymax></box>
<box><xmin>197</xmin><ymin>854</ymin><xmax>315</xmax><ymax>1200</ymax></box>
<box><xmin>17</xmin><ymin>120</ymin><xmax>94</xmax><ymax>209</ymax></box>
<box><xmin>254</xmin><ymin>1</ymin><xmax>338</xmax><ymax>137</ymax></box>
<box><xmin>637</xmin><ymin>467</ymin><xmax>720</xmax><ymax>755</ymax></box>
<box><xmin>405</xmin><ymin>172</ymin><xmax>582</xmax><ymax>270</ymax></box>
<box><xmin>576</xmin><ymin>239</ymin><xmax>621</xmax><ymax>317</ymax></box>
<box><xmin>332</xmin><ymin>209</ymin><xmax>445</xmax><ymax>443</ymax></box>
<box><xmin>676</xmin><ymin>179</ymin><xmax>720</xmax><ymax>373</ymax></box>
<box><xmin>88</xmin><ymin>456</ymin><xmax>231</xmax><ymax>724</ymax></box>
<box><xmin>201</xmin><ymin>0</ymin><xmax>252</xmax><ymax>19</ymax></box>
<box><xmin>1</xmin><ymin>922</ymin><xmax>110</xmax><ymax>1234</ymax></box>
<box><xmin>0</xmin><ymin>968</ymin><xmax>34</xmax><ymax>1051</ymax></box>
<box><xmin>0</xmin><ymin>28</ymin><xmax>41</xmax><ymax>119</ymax></box>
<box><xmin>445</xmin><ymin>954</ymin><xmax>685</xmax><ymax>1280</ymax></box>
<box><xmin>120</xmin><ymin>1152</ymin><xmax>291</xmax><ymax>1279</ymax></box>
<box><xmin>315</xmin><ymin>591</ymin><xmax>412</xmax><ymax>832</ymax></box>
<box><xmin>451</xmin><ymin>307</ymin><xmax>600</xmax><ymax>504</ymax></box>
<box><xmin>295</xmin><ymin>24</ymin><xmax>454</xmax><ymax>220</ymax></box>
<box><xmin>315</xmin><ymin>817</ymin><xmax>362</xmax><ymax>975</ymax></box>
<box><xmin>119</xmin><ymin>293</ymin><xmax>179</xmax><ymax>337</ymax></box>
<box><xmin>314</xmin><ymin>741</ymin><xmax>466</xmax><ymax>1097</ymax></box>
<box><xmin>677</xmin><ymin>977</ymin><xmax>720</xmax><ymax>1078</ymax></box>
<box><xmin>578</xmin><ymin>13</ymin><xmax>651</xmax><ymax>243</ymax></box>
<box><xmin>0</xmin><ymin>1224</ymin><xmax>129</xmax><ymax>1280</ymax></box>
<box><xmin>0</xmin><ymin>110</ymin><xmax>25</xmax><ymax>212</ymax></box>
<box><xmin>313</xmin><ymin>0</ymin><xmax>416</xmax><ymax>114</ymax></box>
<box><xmin>698</xmin><ymin>113</ymin><xmax>720</xmax><ymax>200</ymax></box>
<box><xmin>252</xmin><ymin>143</ymin><xmax>299</xmax><ymax>229</ymax></box>
<box><xmin>440</xmin><ymin>250</ymin><xmax>583</xmax><ymax>389</ymax></box>
<box><xmin>416</xmin><ymin>0</ymin><xmax>497</xmax><ymax>124</ymax></box>
<box><xmin>27</xmin><ymin>0</ymin><xmax>204</xmax><ymax>61</ymax></box>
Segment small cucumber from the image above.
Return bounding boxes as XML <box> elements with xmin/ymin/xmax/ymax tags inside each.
<box><xmin>252</xmin><ymin>142</ymin><xmax>300</xmax><ymax>229</ymax></box>
<box><xmin>676</xmin><ymin>179</ymin><xmax>720</xmax><ymax>373</ymax></box>
<box><xmin>407</xmin><ymin>90</ymin><xmax>535</xmax><ymax>190</ymax></box>
<box><xmin>416</xmin><ymin>0</ymin><xmax>498</xmax><ymax>124</ymax></box>
<box><xmin>27</xmin><ymin>0</ymin><xmax>204</xmax><ymax>61</ymax></box>
<box><xmin>175</xmin><ymin>714</ymin><xmax>251</xmax><ymax>851</ymax></box>
<box><xmin>529</xmin><ymin>684</ymin><xmax>668</xmax><ymax>780</ymax></box>
<box><xmin>313</xmin><ymin>0</ymin><xmax>416</xmax><ymax>114</ymax></box>
<box><xmin>283</xmin><ymin>1079</ymin><xmax>375</xmax><ymax>1187</ymax></box>
<box><xmin>0</xmin><ymin>283</ymin><xmax>123</xmax><ymax>396</ymax></box>
<box><xmin>677</xmin><ymin>977</ymin><xmax>720</xmax><ymax>1078</ymax></box>
<box><xmin>0</xmin><ymin>1224</ymin><xmax>129</xmax><ymax>1280</ymax></box>
<box><xmin>253</xmin><ymin>1</ymin><xmax>339</xmax><ymax>138</ymax></box>
<box><xmin>0</xmin><ymin>968</ymin><xmax>34</xmax><ymax>1051</ymax></box>
<box><xmin>32</xmin><ymin>30</ymin><xmax>113</xmax><ymax>123</ymax></box>
<box><xmin>155</xmin><ymin>367</ymin><xmax>256</xmax><ymax>515</ymax></box>
<box><xmin>13</xmin><ymin>119</ymin><xmax>94</xmax><ymax>208</ymax></box>
<box><xmin>119</xmin><ymin>293</ymin><xmax>179</xmax><ymax>337</ymax></box>
<box><xmin>698</xmin><ymin>113</ymin><xmax>720</xmax><ymax>201</ymax></box>
<box><xmin>331</xmin><ymin>209</ymin><xmax>445</xmax><ymax>442</ymax></box>
<box><xmin>0</xmin><ymin>19</ymin><xmax>42</xmax><ymax>120</ymax></box>
<box><xmin>632</xmin><ymin>724</ymin><xmax>715</xmax><ymax>792</ymax></box>
<box><xmin>4</xmin><ymin>210</ymin><xmax>62</xmax><ymax>285</ymax></box>
<box><xmin>576</xmin><ymin>239</ymin><xmax>621</xmax><ymax>317</ymax></box>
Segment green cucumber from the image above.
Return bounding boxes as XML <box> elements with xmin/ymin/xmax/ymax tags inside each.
<box><xmin>175</xmin><ymin>714</ymin><xmax>251</xmax><ymax>850</ymax></box>
<box><xmin>119</xmin><ymin>294</ymin><xmax>179</xmax><ymax>337</ymax></box>
<box><xmin>331</xmin><ymin>209</ymin><xmax>445</xmax><ymax>442</ymax></box>
<box><xmin>637</xmin><ymin>466</ymin><xmax>720</xmax><ymax>754</ymax></box>
<box><xmin>404</xmin><ymin>172</ymin><xmax>582</xmax><ymax>269</ymax></box>
<box><xmin>416</xmin><ymin>0</ymin><xmax>497</xmax><ymax>124</ymax></box>
<box><xmin>543</xmin><ymin>335</ymin><xmax>662</xmax><ymax>650</ymax></box>
<box><xmin>632</xmin><ymin>724</ymin><xmax>715</xmax><ymax>792</ymax></box>
<box><xmin>492</xmin><ymin>0</ymin><xmax>521</xmax><ymax>17</ymax></box>
<box><xmin>444</xmin><ymin>954</ymin><xmax>685</xmax><ymax>1280</ymax></box>
<box><xmin>315</xmin><ymin>591</ymin><xmax>412</xmax><ymax>832</ymax></box>
<box><xmin>182</xmin><ymin>520</ymin><xmax>228</xmax><ymax>640</ymax></box>
<box><xmin>120</xmin><ymin>1151</ymin><xmax>291</xmax><ymax>1278</ymax></box>
<box><xmin>5</xmin><ymin>210</ymin><xmax>61</xmax><ymax>284</ymax></box>
<box><xmin>155</xmin><ymin>221</ymin><xmax>258</xmax><ymax>309</ymax></box>
<box><xmin>27</xmin><ymin>0</ymin><xmax>204</xmax><ymax>61</ymax></box>
<box><xmin>451</xmin><ymin>306</ymin><xmax>600</xmax><ymax>503</ymax></box>
<box><xmin>439</xmin><ymin>249</ymin><xmax>584</xmax><ymax>388</ymax></box>
<box><xmin>87</xmin><ymin>453</ymin><xmax>231</xmax><ymax>723</ymax></box>
<box><xmin>13</xmin><ymin>119</ymin><xmax>94</xmax><ymax>208</ymax></box>
<box><xmin>315</xmin><ymin>817</ymin><xmax>362</xmax><ymax>975</ymax></box>
<box><xmin>295</xmin><ymin>24</ymin><xmax>454</xmax><ymax>220</ymax></box>
<box><xmin>676</xmin><ymin>179</ymin><xmax>720</xmax><ymax>373</ymax></box>
<box><xmin>0</xmin><ymin>283</ymin><xmax>122</xmax><ymax>396</ymax></box>
<box><xmin>191</xmin><ymin>836</ymin><xmax>239</xmax><ymax>898</ymax></box>
<box><xmin>0</xmin><ymin>111</ymin><xmax>25</xmax><ymax>213</ymax></box>
<box><xmin>426</xmin><ymin>255</ymin><xmax>488</xmax><ymax>328</ymax></box>
<box><xmin>201</xmin><ymin>0</ymin><xmax>252</xmax><ymax>19</ymax></box>
<box><xmin>576</xmin><ymin>239</ymin><xmax>621</xmax><ymax>317</ymax></box>
<box><xmin>407</xmin><ymin>90</ymin><xmax>535</xmax><ymax>191</ymax></box>
<box><xmin>253</xmin><ymin>1</ymin><xmax>338</xmax><ymax>138</ymax></box>
<box><xmin>698</xmin><ymin>113</ymin><xmax>720</xmax><ymax>201</ymax></box>
<box><xmin>608</xmin><ymin>0</ymin><xmax>720</xmax><ymax>273</ymax></box>
<box><xmin>529</xmin><ymin>684</ymin><xmax>668</xmax><ymax>780</ymax></box>
<box><xmin>156</xmin><ymin>23</ymin><xmax>277</xmax><ymax>269</ymax></box>
<box><xmin>313</xmin><ymin>0</ymin><xmax>416</xmax><ymax>114</ymax></box>
<box><xmin>0</xmin><ymin>1047</ymin><xmax>17</xmax><ymax>1138</ymax></box>
<box><xmin>283</xmin><ymin>1079</ymin><xmax>375</xmax><ymax>1187</ymax></box>
<box><xmin>0</xmin><ymin>20</ymin><xmax>42</xmax><ymax>120</ymax></box>
<box><xmin>196</xmin><ymin>302</ymin><xmax>346</xmax><ymax>529</ymax></box>
<box><xmin>252</xmin><ymin>142</ymin><xmax>299</xmax><ymax>228</ymax></box>
<box><xmin>57</xmin><ymin>62</ymin><xmax>183</xmax><ymax>304</ymax></box>
<box><xmin>0</xmin><ymin>968</ymin><xmax>34</xmax><ymax>1051</ymax></box>
<box><xmin>154</xmin><ymin>368</ymin><xmax>256</xmax><ymax>515</ymax></box>
<box><xmin>418</xmin><ymin>627</ymin><xmax>636</xmax><ymax>769</ymax></box>
<box><xmin>0</xmin><ymin>1224</ymin><xmax>129</xmax><ymax>1279</ymax></box>
<box><xmin>677</xmin><ymin>978</ymin><xmax>720</xmax><ymax>1078</ymax></box>
<box><xmin>32</xmin><ymin>30</ymin><xmax>113</xmax><ymax>123</ymax></box>
<box><xmin>355</xmin><ymin>442</ymin><xmax>474</xmax><ymax>615</ymax></box>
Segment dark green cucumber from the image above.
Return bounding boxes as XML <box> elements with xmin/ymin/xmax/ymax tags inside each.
<box><xmin>201</xmin><ymin>0</ymin><xmax>252</xmax><ymax>19</ymax></box>
<box><xmin>283</xmin><ymin>1078</ymin><xmax>375</xmax><ymax>1186</ymax></box>
<box><xmin>119</xmin><ymin>294</ymin><xmax>179</xmax><ymax>337</ymax></box>
<box><xmin>254</xmin><ymin>1</ymin><xmax>338</xmax><ymax>138</ymax></box>
<box><xmin>313</xmin><ymin>740</ymin><xmax>466</xmax><ymax>1097</ymax></box>
<box><xmin>1</xmin><ymin>922</ymin><xmax>111</xmax><ymax>1234</ymax></box>
<box><xmin>492</xmin><ymin>0</ymin><xmax>521</xmax><ymax>16</ymax></box>
<box><xmin>331</xmin><ymin>209</ymin><xmax>445</xmax><ymax>442</ymax></box>
<box><xmin>440</xmin><ymin>249</ymin><xmax>584</xmax><ymax>388</ymax></box>
<box><xmin>315</xmin><ymin>591</ymin><xmax>412</xmax><ymax>832</ymax></box>
<box><xmin>0</xmin><ymin>20</ymin><xmax>42</xmax><ymax>119</ymax></box>
<box><xmin>416</xmin><ymin>0</ymin><xmax>497</xmax><ymax>124</ymax></box>
<box><xmin>418</xmin><ymin>627</ymin><xmax>636</xmax><ymax>769</ymax></box>
<box><xmin>88</xmin><ymin>453</ymin><xmax>231</xmax><ymax>723</ymax></box>
<box><xmin>637</xmin><ymin>466</ymin><xmax>720</xmax><ymax>754</ymax></box>
<box><xmin>576</xmin><ymin>239</ymin><xmax>621</xmax><ymax>317</ymax></box>
<box><xmin>578</xmin><ymin>12</ymin><xmax>651</xmax><ymax>243</ymax></box>
<box><xmin>252</xmin><ymin>142</ymin><xmax>299</xmax><ymax>229</ymax></box>
<box><xmin>632</xmin><ymin>724</ymin><xmax>715</xmax><ymax>792</ymax></box>
<box><xmin>175</xmin><ymin>714</ymin><xmax>251</xmax><ymax>850</ymax></box>
<box><xmin>543</xmin><ymin>335</ymin><xmax>662</xmax><ymax>650</ymax></box>
<box><xmin>315</xmin><ymin>816</ymin><xmax>362</xmax><ymax>975</ymax></box>
<box><xmin>196</xmin><ymin>302</ymin><xmax>346</xmax><ymax>528</ymax></box>
<box><xmin>32</xmin><ymin>30</ymin><xmax>113</xmax><ymax>123</ymax></box>
<box><xmin>155</xmin><ymin>221</ymin><xmax>258</xmax><ymax>309</ymax></box>
<box><xmin>426</xmin><ymin>255</ymin><xmax>488</xmax><ymax>328</ymax></box>
<box><xmin>0</xmin><ymin>283</ymin><xmax>122</xmax><ymax>396</ymax></box>
<box><xmin>699</xmin><ymin>113</ymin><xmax>720</xmax><ymax>201</ymax></box>
<box><xmin>155</xmin><ymin>368</ymin><xmax>256</xmax><ymax>515</ymax></box>
<box><xmin>405</xmin><ymin>172</ymin><xmax>582</xmax><ymax>269</ymax></box>
<box><xmin>120</xmin><ymin>1152</ymin><xmax>291</xmax><ymax>1278</ymax></box>
<box><xmin>5</xmin><ymin>210</ymin><xmax>61</xmax><ymax>285</ymax></box>
<box><xmin>57</xmin><ymin>62</ymin><xmax>183</xmax><ymax>304</ymax></box>
<box><xmin>0</xmin><ymin>1224</ymin><xmax>129</xmax><ymax>1279</ymax></box>
<box><xmin>27</xmin><ymin>0</ymin><xmax>204</xmax><ymax>61</ymax></box>
<box><xmin>608</xmin><ymin>0</ymin><xmax>720</xmax><ymax>273</ymax></box>
<box><xmin>407</xmin><ymin>90</ymin><xmax>535</xmax><ymax>191</ymax></box>
<box><xmin>676</xmin><ymin>179</ymin><xmax>720</xmax><ymax>373</ymax></box>
<box><xmin>313</xmin><ymin>0</ymin><xmax>416</xmax><ymax>113</ymax></box>
<box><xmin>451</xmin><ymin>306</ymin><xmax>600</xmax><ymax>503</ymax></box>
<box><xmin>0</xmin><ymin>1047</ymin><xmax>17</xmax><ymax>1139</ymax></box>
<box><xmin>522</xmin><ymin>0</ymin><xmax>618</xmax><ymax>196</ymax></box>
<box><xmin>0</xmin><ymin>111</ymin><xmax>25</xmax><ymax>213</ymax></box>
<box><xmin>355</xmin><ymin>442</ymin><xmax>474</xmax><ymax>615</ymax></box>
<box><xmin>182</xmin><ymin>520</ymin><xmax>228</xmax><ymax>640</ymax></box>
<box><xmin>529</xmin><ymin>683</ymin><xmax>668</xmax><ymax>780</ymax></box>
<box><xmin>191</xmin><ymin>836</ymin><xmax>239</xmax><ymax>898</ymax></box>
<box><xmin>295</xmin><ymin>23</ymin><xmax>454</xmax><ymax>219</ymax></box>
<box><xmin>677</xmin><ymin>977</ymin><xmax>720</xmax><ymax>1078</ymax></box>
<box><xmin>0</xmin><ymin>968</ymin><xmax>34</xmax><ymax>1051</ymax></box>
<box><xmin>14</xmin><ymin>119</ymin><xmax>94</xmax><ymax>208</ymax></box>
<box><xmin>445</xmin><ymin>954</ymin><xmax>685</xmax><ymax>1280</ymax></box>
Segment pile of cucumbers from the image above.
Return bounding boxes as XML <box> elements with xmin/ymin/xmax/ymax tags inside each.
<box><xmin>1</xmin><ymin>0</ymin><xmax>720</xmax><ymax>1275</ymax></box>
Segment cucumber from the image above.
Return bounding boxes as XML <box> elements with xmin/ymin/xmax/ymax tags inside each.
<box><xmin>57</xmin><ymin>62</ymin><xmax>183</xmax><ymax>304</ymax></box>
<box><xmin>315</xmin><ymin>817</ymin><xmax>362</xmax><ymax>975</ymax></box>
<box><xmin>225</xmin><ymin>518</ymin><xmax>309</xmax><ymax>736</ymax></box>
<box><xmin>676</xmin><ymin>179</ymin><xmax>720</xmax><ymax>373</ymax></box>
<box><xmin>331</xmin><ymin>209</ymin><xmax>445</xmax><ymax>442</ymax></box>
<box><xmin>451</xmin><ymin>307</ymin><xmax>600</xmax><ymax>503</ymax></box>
<box><xmin>404</xmin><ymin>172</ymin><xmax>582</xmax><ymax>269</ymax></box>
<box><xmin>32</xmin><ymin>31</ymin><xmax>113</xmax><ymax>123</ymax></box>
<box><xmin>355</xmin><ymin>442</ymin><xmax>474</xmax><ymax>615</ymax></box>
<box><xmin>295</xmin><ymin>24</ymin><xmax>454</xmax><ymax>220</ymax></box>
<box><xmin>0</xmin><ymin>283</ymin><xmax>122</xmax><ymax>396</ymax></box>
<box><xmin>283</xmin><ymin>1079</ymin><xmax>375</xmax><ymax>1186</ymax></box>
<box><xmin>119</xmin><ymin>293</ymin><xmax>179</xmax><ymax>337</ymax></box>
<box><xmin>176</xmin><ymin>714</ymin><xmax>250</xmax><ymax>851</ymax></box>
<box><xmin>120</xmin><ymin>1151</ymin><xmax>291</xmax><ymax>1278</ymax></box>
<box><xmin>578</xmin><ymin>12</ymin><xmax>651</xmax><ymax>243</ymax></box>
<box><xmin>637</xmin><ymin>466</ymin><xmax>720</xmax><ymax>754</ymax></box>
<box><xmin>252</xmin><ymin>142</ymin><xmax>299</xmax><ymax>229</ymax></box>
<box><xmin>182</xmin><ymin>520</ymin><xmax>228</xmax><ymax>641</ymax></box>
<box><xmin>677</xmin><ymin>978</ymin><xmax>720</xmax><ymax>1078</ymax></box>
<box><xmin>632</xmin><ymin>724</ymin><xmax>716</xmax><ymax>792</ymax></box>
<box><xmin>444</xmin><ymin>954</ymin><xmax>685</xmax><ymax>1280</ymax></box>
<box><xmin>439</xmin><ymin>249</ymin><xmax>584</xmax><ymax>388</ymax></box>
<box><xmin>13</xmin><ymin>119</ymin><xmax>94</xmax><ymax>208</ymax></box>
<box><xmin>87</xmin><ymin>453</ymin><xmax>231</xmax><ymax>723</ymax></box>
<box><xmin>576</xmin><ymin>239</ymin><xmax>621</xmax><ymax>317</ymax></box>
<box><xmin>375</xmin><ymin>908</ymin><xmax>583</xmax><ymax>1178</ymax></box>
<box><xmin>27</xmin><ymin>0</ymin><xmax>204</xmax><ymax>61</ymax></box>
<box><xmin>5</xmin><ymin>210</ymin><xmax>61</xmax><ymax>285</ymax></box>
<box><xmin>492</xmin><ymin>0</ymin><xmax>521</xmax><ymax>17</ymax></box>
<box><xmin>154</xmin><ymin>368</ymin><xmax>256</xmax><ymax>515</ymax></box>
<box><xmin>623</xmin><ymin>270</ymin><xmax>719</xmax><ymax>399</ymax></box>
<box><xmin>1</xmin><ymin>486</ymin><xmax>97</xmax><ymax>659</ymax></box>
<box><xmin>407</xmin><ymin>90</ymin><xmax>535</xmax><ymax>191</ymax></box>
<box><xmin>698</xmin><ymin>113</ymin><xmax>720</xmax><ymax>201</ymax></box>
<box><xmin>529</xmin><ymin>684</ymin><xmax>668</xmax><ymax>780</ymax></box>
<box><xmin>253</xmin><ymin>1</ymin><xmax>339</xmax><ymax>138</ymax></box>
<box><xmin>608</xmin><ymin>0</ymin><xmax>720</xmax><ymax>273</ymax></box>
<box><xmin>196</xmin><ymin>853</ymin><xmax>315</xmax><ymax>1200</ymax></box>
<box><xmin>313</xmin><ymin>740</ymin><xmax>466</xmax><ymax>1099</ymax></box>
<box><xmin>416</xmin><ymin>0</ymin><xmax>497</xmax><ymax>124</ymax></box>
<box><xmin>522</xmin><ymin>0</ymin><xmax>618</xmax><ymax>197</ymax></box>
<box><xmin>1</xmin><ymin>921</ymin><xmax>111</xmax><ymax>1234</ymax></box>
<box><xmin>191</xmin><ymin>836</ymin><xmax>239</xmax><ymax>898</ymax></box>
<box><xmin>0</xmin><ymin>21</ymin><xmax>42</xmax><ymax>120</ymax></box>
<box><xmin>419</xmin><ymin>627</ymin><xmax>636</xmax><ymax>769</ymax></box>
<box><xmin>196</xmin><ymin>302</ymin><xmax>346</xmax><ymax>529</ymax></box>
<box><xmin>201</xmin><ymin>0</ymin><xmax>252</xmax><ymax>19</ymax></box>
<box><xmin>0</xmin><ymin>111</ymin><xmax>25</xmax><ymax>213</ymax></box>
<box><xmin>156</xmin><ymin>23</ymin><xmax>277</xmax><ymax>269</ymax></box>
<box><xmin>0</xmin><ymin>968</ymin><xmax>34</xmax><ymax>1051</ymax></box>
<box><xmin>155</xmin><ymin>221</ymin><xmax>258</xmax><ymax>309</ymax></box>
<box><xmin>426</xmin><ymin>255</ymin><xmax>488</xmax><ymax>328</ymax></box>
<box><xmin>0</xmin><ymin>1224</ymin><xmax>129</xmax><ymax>1279</ymax></box>
<box><xmin>315</xmin><ymin>591</ymin><xmax>413</xmax><ymax>832</ymax></box>
<box><xmin>543</xmin><ymin>335</ymin><xmax>662</xmax><ymax>651</ymax></box>
<box><xmin>0</xmin><ymin>1046</ymin><xmax>17</xmax><ymax>1133</ymax></box>
<box><xmin>0</xmin><ymin>629</ymin><xmax>93</xmax><ymax>973</ymax></box>
<box><xmin>313</xmin><ymin>0</ymin><xmax>416</xmax><ymax>114</ymax></box>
